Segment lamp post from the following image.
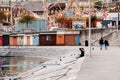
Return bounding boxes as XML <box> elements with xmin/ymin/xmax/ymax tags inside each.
<box><xmin>10</xmin><ymin>0</ymin><xmax>13</xmax><ymax>25</ymax></box>
<box><xmin>88</xmin><ymin>0</ymin><xmax>92</xmax><ymax>58</ymax></box>
<box><xmin>117</xmin><ymin>2</ymin><xmax>120</xmax><ymax>30</ymax></box>
<box><xmin>118</xmin><ymin>11</ymin><xmax>120</xmax><ymax>30</ymax></box>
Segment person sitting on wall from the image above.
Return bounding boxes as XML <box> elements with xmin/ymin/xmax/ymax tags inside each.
<box><xmin>79</xmin><ymin>48</ymin><xmax>85</xmax><ymax>57</ymax></box>
<box><xmin>77</xmin><ymin>48</ymin><xmax>85</xmax><ymax>58</ymax></box>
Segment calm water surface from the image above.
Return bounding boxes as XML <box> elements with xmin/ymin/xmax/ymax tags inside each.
<box><xmin>0</xmin><ymin>56</ymin><xmax>47</xmax><ymax>76</ymax></box>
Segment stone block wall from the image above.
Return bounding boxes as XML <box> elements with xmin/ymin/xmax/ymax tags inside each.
<box><xmin>79</xmin><ymin>28</ymin><xmax>117</xmax><ymax>46</ymax></box>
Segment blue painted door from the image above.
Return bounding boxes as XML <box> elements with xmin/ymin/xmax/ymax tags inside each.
<box><xmin>76</xmin><ymin>34</ymin><xmax>79</xmax><ymax>46</ymax></box>
<box><xmin>32</xmin><ymin>35</ymin><xmax>39</xmax><ymax>45</ymax></box>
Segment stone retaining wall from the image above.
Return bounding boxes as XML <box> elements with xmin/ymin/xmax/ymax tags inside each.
<box><xmin>79</xmin><ymin>28</ymin><xmax>117</xmax><ymax>46</ymax></box>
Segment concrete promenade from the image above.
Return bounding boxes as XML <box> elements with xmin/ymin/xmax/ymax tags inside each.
<box><xmin>77</xmin><ymin>46</ymin><xmax>120</xmax><ymax>80</ymax></box>
<box><xmin>1</xmin><ymin>46</ymin><xmax>120</xmax><ymax>80</ymax></box>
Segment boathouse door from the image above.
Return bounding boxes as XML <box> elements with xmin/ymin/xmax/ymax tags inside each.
<box><xmin>65</xmin><ymin>35</ymin><xmax>75</xmax><ymax>46</ymax></box>
<box><xmin>2</xmin><ymin>35</ymin><xmax>9</xmax><ymax>46</ymax></box>
<box><xmin>10</xmin><ymin>36</ymin><xmax>17</xmax><ymax>46</ymax></box>
<box><xmin>33</xmin><ymin>35</ymin><xmax>39</xmax><ymax>45</ymax></box>
<box><xmin>0</xmin><ymin>36</ymin><xmax>2</xmax><ymax>46</ymax></box>
<box><xmin>76</xmin><ymin>34</ymin><xmax>80</xmax><ymax>46</ymax></box>
<box><xmin>27</xmin><ymin>36</ymin><xmax>30</xmax><ymax>45</ymax></box>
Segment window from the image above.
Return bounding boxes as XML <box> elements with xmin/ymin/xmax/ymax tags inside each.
<box><xmin>46</xmin><ymin>35</ymin><xmax>51</xmax><ymax>41</ymax></box>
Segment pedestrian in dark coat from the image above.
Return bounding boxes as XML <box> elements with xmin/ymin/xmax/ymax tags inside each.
<box><xmin>99</xmin><ymin>37</ymin><xmax>104</xmax><ymax>50</ymax></box>
<box><xmin>104</xmin><ymin>40</ymin><xmax>109</xmax><ymax>50</ymax></box>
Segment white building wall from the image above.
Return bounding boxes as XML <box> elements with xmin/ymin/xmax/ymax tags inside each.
<box><xmin>24</xmin><ymin>35</ymin><xmax>27</xmax><ymax>45</ymax></box>
<box><xmin>30</xmin><ymin>35</ymin><xmax>33</xmax><ymax>45</ymax></box>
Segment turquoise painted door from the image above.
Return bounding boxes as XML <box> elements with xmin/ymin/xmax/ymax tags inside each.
<box><xmin>32</xmin><ymin>35</ymin><xmax>39</xmax><ymax>45</ymax></box>
<box><xmin>76</xmin><ymin>34</ymin><xmax>79</xmax><ymax>46</ymax></box>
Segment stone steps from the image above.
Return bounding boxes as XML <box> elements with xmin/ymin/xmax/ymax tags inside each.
<box><xmin>17</xmin><ymin>57</ymin><xmax>85</xmax><ymax>80</ymax></box>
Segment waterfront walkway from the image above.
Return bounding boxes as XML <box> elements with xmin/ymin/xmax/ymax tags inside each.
<box><xmin>77</xmin><ymin>46</ymin><xmax>120</xmax><ymax>80</ymax></box>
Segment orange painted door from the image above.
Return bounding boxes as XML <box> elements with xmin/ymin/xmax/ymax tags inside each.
<box><xmin>27</xmin><ymin>36</ymin><xmax>30</xmax><ymax>45</ymax></box>
<box><xmin>56</xmin><ymin>34</ymin><xmax>64</xmax><ymax>45</ymax></box>
<box><xmin>10</xmin><ymin>37</ymin><xmax>13</xmax><ymax>45</ymax></box>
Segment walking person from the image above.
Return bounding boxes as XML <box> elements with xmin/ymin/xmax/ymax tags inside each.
<box><xmin>99</xmin><ymin>37</ymin><xmax>104</xmax><ymax>50</ymax></box>
<box><xmin>104</xmin><ymin>40</ymin><xmax>109</xmax><ymax>50</ymax></box>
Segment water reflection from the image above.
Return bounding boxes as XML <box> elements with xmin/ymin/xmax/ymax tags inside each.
<box><xmin>0</xmin><ymin>56</ymin><xmax>47</xmax><ymax>76</ymax></box>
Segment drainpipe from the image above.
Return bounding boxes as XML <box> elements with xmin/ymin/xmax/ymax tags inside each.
<box><xmin>118</xmin><ymin>12</ymin><xmax>120</xmax><ymax>30</ymax></box>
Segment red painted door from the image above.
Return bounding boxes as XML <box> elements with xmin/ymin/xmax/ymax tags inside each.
<box><xmin>65</xmin><ymin>35</ymin><xmax>76</xmax><ymax>46</ymax></box>
<box><xmin>0</xmin><ymin>36</ymin><xmax>2</xmax><ymax>46</ymax></box>
<box><xmin>12</xmin><ymin>36</ymin><xmax>17</xmax><ymax>46</ymax></box>
<box><xmin>10</xmin><ymin>36</ymin><xmax>17</xmax><ymax>46</ymax></box>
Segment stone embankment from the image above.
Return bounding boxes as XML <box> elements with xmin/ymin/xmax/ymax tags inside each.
<box><xmin>0</xmin><ymin>46</ymin><xmax>86</xmax><ymax>80</ymax></box>
<box><xmin>0</xmin><ymin>46</ymin><xmax>81</xmax><ymax>58</ymax></box>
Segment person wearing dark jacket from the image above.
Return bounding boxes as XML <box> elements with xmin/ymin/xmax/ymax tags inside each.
<box><xmin>104</xmin><ymin>40</ymin><xmax>109</xmax><ymax>50</ymax></box>
<box><xmin>99</xmin><ymin>38</ymin><xmax>104</xmax><ymax>50</ymax></box>
<box><xmin>79</xmin><ymin>48</ymin><xmax>85</xmax><ymax>57</ymax></box>
<box><xmin>76</xmin><ymin>48</ymin><xmax>85</xmax><ymax>58</ymax></box>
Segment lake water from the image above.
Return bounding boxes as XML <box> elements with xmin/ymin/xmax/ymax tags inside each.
<box><xmin>0</xmin><ymin>56</ymin><xmax>47</xmax><ymax>76</ymax></box>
